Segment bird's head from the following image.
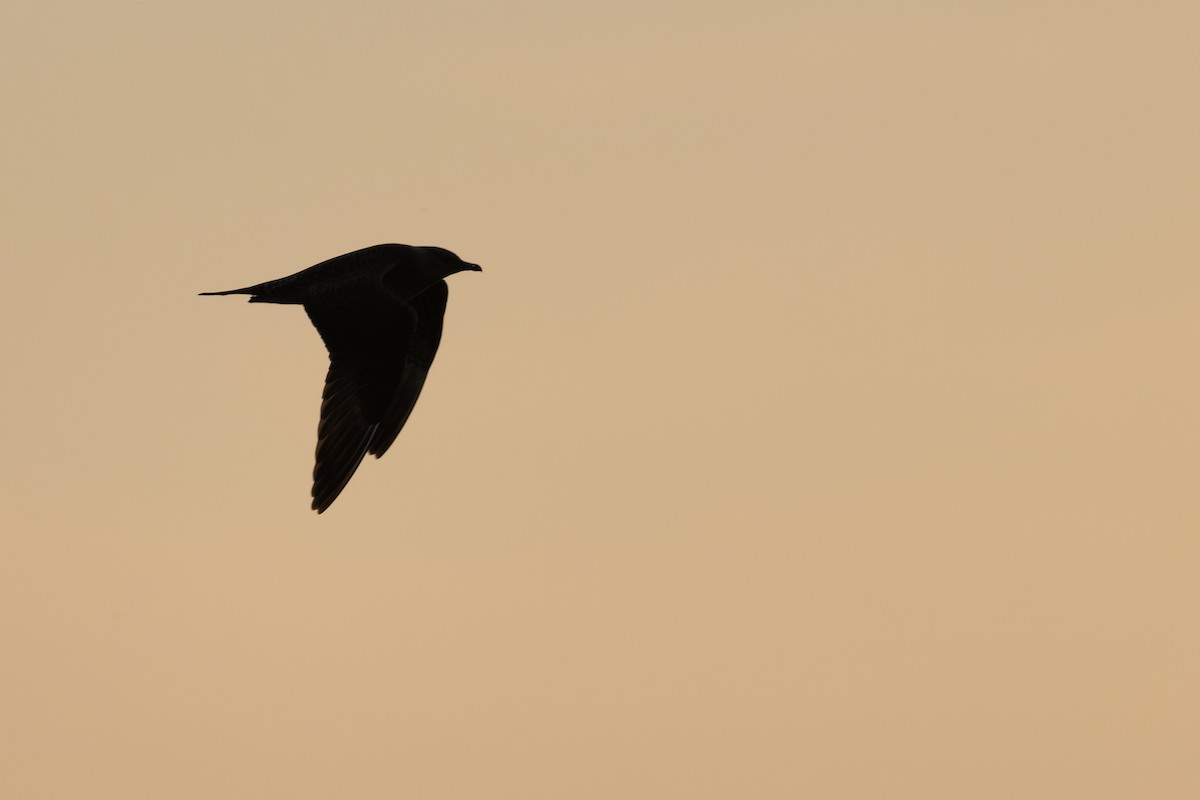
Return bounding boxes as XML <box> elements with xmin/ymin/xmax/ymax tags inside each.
<box><xmin>416</xmin><ymin>245</ymin><xmax>483</xmax><ymax>277</ymax></box>
<box><xmin>382</xmin><ymin>244</ymin><xmax>482</xmax><ymax>299</ymax></box>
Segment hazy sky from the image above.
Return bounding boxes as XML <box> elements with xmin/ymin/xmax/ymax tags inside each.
<box><xmin>2</xmin><ymin>1</ymin><xmax>1198</xmax><ymax>797</ymax></box>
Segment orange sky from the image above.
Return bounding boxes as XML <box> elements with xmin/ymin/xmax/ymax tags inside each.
<box><xmin>2</xmin><ymin>2</ymin><xmax>1198</xmax><ymax>797</ymax></box>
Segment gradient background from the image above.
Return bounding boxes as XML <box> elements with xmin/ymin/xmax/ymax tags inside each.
<box><xmin>2</xmin><ymin>1</ymin><xmax>1198</xmax><ymax>797</ymax></box>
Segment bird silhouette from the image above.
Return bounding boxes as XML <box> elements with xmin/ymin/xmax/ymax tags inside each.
<box><xmin>201</xmin><ymin>244</ymin><xmax>481</xmax><ymax>513</ymax></box>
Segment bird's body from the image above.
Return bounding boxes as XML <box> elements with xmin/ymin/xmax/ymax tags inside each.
<box><xmin>202</xmin><ymin>244</ymin><xmax>481</xmax><ymax>513</ymax></box>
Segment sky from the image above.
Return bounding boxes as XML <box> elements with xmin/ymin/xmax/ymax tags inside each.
<box><xmin>2</xmin><ymin>1</ymin><xmax>1198</xmax><ymax>797</ymax></box>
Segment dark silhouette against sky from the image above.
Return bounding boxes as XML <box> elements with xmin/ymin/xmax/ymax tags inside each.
<box><xmin>202</xmin><ymin>244</ymin><xmax>481</xmax><ymax>512</ymax></box>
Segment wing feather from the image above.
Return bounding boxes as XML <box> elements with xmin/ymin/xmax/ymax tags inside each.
<box><xmin>369</xmin><ymin>280</ymin><xmax>448</xmax><ymax>458</ymax></box>
<box><xmin>304</xmin><ymin>281</ymin><xmax>417</xmax><ymax>512</ymax></box>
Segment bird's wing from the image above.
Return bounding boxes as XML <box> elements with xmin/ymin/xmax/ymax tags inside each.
<box><xmin>369</xmin><ymin>280</ymin><xmax>448</xmax><ymax>459</ymax></box>
<box><xmin>304</xmin><ymin>285</ymin><xmax>417</xmax><ymax>513</ymax></box>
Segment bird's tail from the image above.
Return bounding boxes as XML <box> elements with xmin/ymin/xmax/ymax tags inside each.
<box><xmin>198</xmin><ymin>286</ymin><xmax>257</xmax><ymax>299</ymax></box>
<box><xmin>198</xmin><ymin>278</ymin><xmax>302</xmax><ymax>304</ymax></box>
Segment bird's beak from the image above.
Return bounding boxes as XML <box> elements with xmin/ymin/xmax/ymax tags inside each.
<box><xmin>467</xmin><ymin>263</ymin><xmax>482</xmax><ymax>272</ymax></box>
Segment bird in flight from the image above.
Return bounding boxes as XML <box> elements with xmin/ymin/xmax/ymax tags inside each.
<box><xmin>201</xmin><ymin>244</ymin><xmax>481</xmax><ymax>513</ymax></box>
